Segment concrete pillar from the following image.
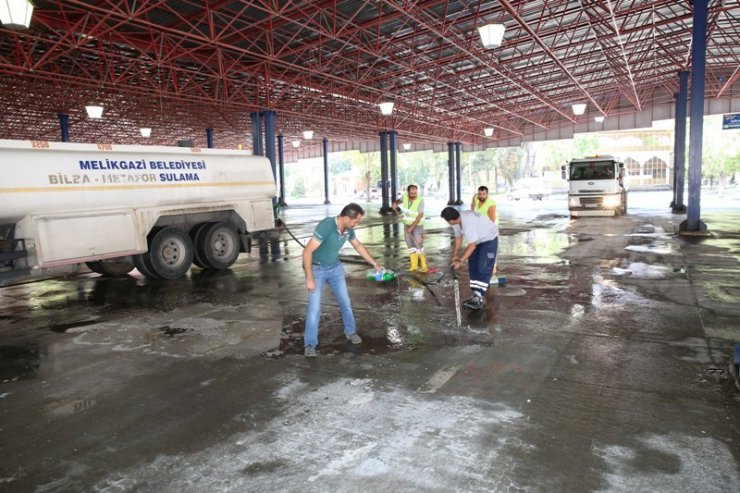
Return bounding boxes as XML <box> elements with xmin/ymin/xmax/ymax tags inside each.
<box><xmin>58</xmin><ymin>113</ymin><xmax>69</xmax><ymax>142</ymax></box>
<box><xmin>323</xmin><ymin>137</ymin><xmax>330</xmax><ymax>205</ymax></box>
<box><xmin>672</xmin><ymin>71</ymin><xmax>688</xmax><ymax>213</ymax></box>
<box><xmin>379</xmin><ymin>132</ymin><xmax>391</xmax><ymax>213</ymax></box>
<box><xmin>250</xmin><ymin>112</ymin><xmax>263</xmax><ymax>156</ymax></box>
<box><xmin>682</xmin><ymin>0</ymin><xmax>708</xmax><ymax>232</ymax></box>
<box><xmin>206</xmin><ymin>128</ymin><xmax>214</xmax><ymax>148</ymax></box>
<box><xmin>447</xmin><ymin>142</ymin><xmax>455</xmax><ymax>205</ymax></box>
<box><xmin>277</xmin><ymin>134</ymin><xmax>287</xmax><ymax>207</ymax></box>
<box><xmin>455</xmin><ymin>142</ymin><xmax>463</xmax><ymax>205</ymax></box>
<box><xmin>389</xmin><ymin>130</ymin><xmax>398</xmax><ymax>202</ymax></box>
<box><xmin>263</xmin><ymin>111</ymin><xmax>277</xmax><ymax>182</ymax></box>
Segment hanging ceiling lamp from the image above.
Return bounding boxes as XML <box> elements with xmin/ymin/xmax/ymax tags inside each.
<box><xmin>378</xmin><ymin>101</ymin><xmax>394</xmax><ymax>116</ymax></box>
<box><xmin>477</xmin><ymin>24</ymin><xmax>505</xmax><ymax>49</ymax></box>
<box><xmin>0</xmin><ymin>0</ymin><xmax>34</xmax><ymax>30</ymax></box>
<box><xmin>85</xmin><ymin>105</ymin><xmax>104</xmax><ymax>119</ymax></box>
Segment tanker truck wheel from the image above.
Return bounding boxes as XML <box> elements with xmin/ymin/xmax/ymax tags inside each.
<box><xmin>148</xmin><ymin>227</ymin><xmax>194</xmax><ymax>280</ymax></box>
<box><xmin>198</xmin><ymin>222</ymin><xmax>240</xmax><ymax>269</ymax></box>
<box><xmin>96</xmin><ymin>259</ymin><xmax>136</xmax><ymax>277</ymax></box>
<box><xmin>189</xmin><ymin>223</ymin><xmax>208</xmax><ymax>268</ymax></box>
<box><xmin>86</xmin><ymin>261</ymin><xmax>105</xmax><ymax>274</ymax></box>
<box><xmin>133</xmin><ymin>253</ymin><xmax>158</xmax><ymax>279</ymax></box>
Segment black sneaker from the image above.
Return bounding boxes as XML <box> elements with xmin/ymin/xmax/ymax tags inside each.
<box><xmin>462</xmin><ymin>297</ymin><xmax>476</xmax><ymax>308</ymax></box>
<box><xmin>466</xmin><ymin>296</ymin><xmax>485</xmax><ymax>310</ymax></box>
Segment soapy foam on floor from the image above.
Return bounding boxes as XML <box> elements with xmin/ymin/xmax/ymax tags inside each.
<box><xmin>92</xmin><ymin>376</ymin><xmax>525</xmax><ymax>492</ymax></box>
<box><xmin>593</xmin><ymin>432</ymin><xmax>739</xmax><ymax>492</ymax></box>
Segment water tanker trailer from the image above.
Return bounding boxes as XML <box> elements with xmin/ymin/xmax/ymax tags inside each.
<box><xmin>0</xmin><ymin>140</ymin><xmax>276</xmax><ymax>281</ymax></box>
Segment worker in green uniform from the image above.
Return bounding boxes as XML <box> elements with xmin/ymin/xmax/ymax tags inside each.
<box><xmin>471</xmin><ymin>185</ymin><xmax>499</xmax><ymax>279</ymax></box>
<box><xmin>391</xmin><ymin>184</ymin><xmax>428</xmax><ymax>273</ymax></box>
<box><xmin>471</xmin><ymin>185</ymin><xmax>497</xmax><ymax>223</ymax></box>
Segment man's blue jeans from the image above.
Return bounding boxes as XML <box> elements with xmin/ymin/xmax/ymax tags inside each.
<box><xmin>305</xmin><ymin>261</ymin><xmax>357</xmax><ymax>347</ymax></box>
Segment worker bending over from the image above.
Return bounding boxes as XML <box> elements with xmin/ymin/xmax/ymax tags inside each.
<box><xmin>441</xmin><ymin>207</ymin><xmax>499</xmax><ymax>310</ymax></box>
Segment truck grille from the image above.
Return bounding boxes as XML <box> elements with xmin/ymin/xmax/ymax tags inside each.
<box><xmin>578</xmin><ymin>189</ymin><xmax>605</xmax><ymax>193</ymax></box>
<box><xmin>580</xmin><ymin>197</ymin><xmax>603</xmax><ymax>206</ymax></box>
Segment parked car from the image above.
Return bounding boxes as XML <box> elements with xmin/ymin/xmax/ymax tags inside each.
<box><xmin>356</xmin><ymin>188</ymin><xmax>379</xmax><ymax>200</ymax></box>
<box><xmin>506</xmin><ymin>187</ymin><xmax>550</xmax><ymax>201</ymax></box>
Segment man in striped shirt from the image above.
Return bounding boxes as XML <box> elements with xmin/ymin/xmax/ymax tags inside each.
<box><xmin>441</xmin><ymin>207</ymin><xmax>499</xmax><ymax>310</ymax></box>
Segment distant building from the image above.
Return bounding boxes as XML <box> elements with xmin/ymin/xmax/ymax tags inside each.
<box><xmin>596</xmin><ymin>129</ymin><xmax>672</xmax><ymax>188</ymax></box>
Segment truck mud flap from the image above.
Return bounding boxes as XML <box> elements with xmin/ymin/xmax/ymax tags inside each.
<box><xmin>0</xmin><ymin>239</ymin><xmax>31</xmax><ymax>283</ymax></box>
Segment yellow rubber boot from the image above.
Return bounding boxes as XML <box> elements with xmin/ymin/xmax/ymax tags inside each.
<box><xmin>408</xmin><ymin>253</ymin><xmax>419</xmax><ymax>272</ymax></box>
<box><xmin>419</xmin><ymin>253</ymin><xmax>428</xmax><ymax>273</ymax></box>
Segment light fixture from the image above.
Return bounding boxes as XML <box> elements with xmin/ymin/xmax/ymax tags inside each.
<box><xmin>291</xmin><ymin>140</ymin><xmax>300</xmax><ymax>148</ymax></box>
<box><xmin>378</xmin><ymin>101</ymin><xmax>394</xmax><ymax>116</ymax></box>
<box><xmin>484</xmin><ymin>128</ymin><xmax>494</xmax><ymax>137</ymax></box>
<box><xmin>477</xmin><ymin>23</ymin><xmax>505</xmax><ymax>49</ymax></box>
<box><xmin>302</xmin><ymin>130</ymin><xmax>314</xmax><ymax>140</ymax></box>
<box><xmin>402</xmin><ymin>143</ymin><xmax>411</xmax><ymax>151</ymax></box>
<box><xmin>594</xmin><ymin>116</ymin><xmax>605</xmax><ymax>123</ymax></box>
<box><xmin>140</xmin><ymin>127</ymin><xmax>152</xmax><ymax>138</ymax></box>
<box><xmin>0</xmin><ymin>0</ymin><xmax>34</xmax><ymax>30</ymax></box>
<box><xmin>572</xmin><ymin>103</ymin><xmax>587</xmax><ymax>116</ymax></box>
<box><xmin>85</xmin><ymin>104</ymin><xmax>104</xmax><ymax>119</ymax></box>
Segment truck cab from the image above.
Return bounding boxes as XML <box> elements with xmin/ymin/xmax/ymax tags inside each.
<box><xmin>561</xmin><ymin>156</ymin><xmax>628</xmax><ymax>217</ymax></box>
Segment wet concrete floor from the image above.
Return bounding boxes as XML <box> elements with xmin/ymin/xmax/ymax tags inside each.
<box><xmin>1</xmin><ymin>192</ymin><xmax>739</xmax><ymax>492</ymax></box>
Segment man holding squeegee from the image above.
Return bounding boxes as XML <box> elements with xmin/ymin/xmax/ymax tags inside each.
<box><xmin>440</xmin><ymin>207</ymin><xmax>499</xmax><ymax>310</ymax></box>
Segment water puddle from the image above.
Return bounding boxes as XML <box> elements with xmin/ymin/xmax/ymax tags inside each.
<box><xmin>267</xmin><ymin>314</ymin><xmax>494</xmax><ymax>358</ymax></box>
<box><xmin>624</xmin><ymin>243</ymin><xmax>674</xmax><ymax>255</ymax></box>
<box><xmin>0</xmin><ymin>343</ymin><xmax>40</xmax><ymax>381</ymax></box>
<box><xmin>47</xmin><ymin>398</ymin><xmax>97</xmax><ymax>416</ymax></box>
<box><xmin>613</xmin><ymin>262</ymin><xmax>674</xmax><ymax>279</ymax></box>
<box><xmin>49</xmin><ymin>317</ymin><xmax>101</xmax><ymax>333</ymax></box>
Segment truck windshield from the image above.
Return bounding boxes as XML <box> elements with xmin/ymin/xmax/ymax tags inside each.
<box><xmin>570</xmin><ymin>161</ymin><xmax>615</xmax><ymax>180</ymax></box>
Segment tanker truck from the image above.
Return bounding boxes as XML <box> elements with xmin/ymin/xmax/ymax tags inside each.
<box><xmin>0</xmin><ymin>139</ymin><xmax>277</xmax><ymax>282</ymax></box>
<box><xmin>561</xmin><ymin>155</ymin><xmax>628</xmax><ymax>218</ymax></box>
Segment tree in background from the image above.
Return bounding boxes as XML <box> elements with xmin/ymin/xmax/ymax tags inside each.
<box><xmin>330</xmin><ymin>155</ymin><xmax>352</xmax><ymax>174</ymax></box>
<box><xmin>399</xmin><ymin>150</ymin><xmax>448</xmax><ymax>195</ymax></box>
<box><xmin>465</xmin><ymin>151</ymin><xmax>493</xmax><ymax>190</ymax></box>
<box><xmin>573</xmin><ymin>133</ymin><xmax>600</xmax><ymax>158</ymax></box>
<box><xmin>702</xmin><ymin>116</ymin><xmax>740</xmax><ymax>189</ymax></box>
<box><xmin>532</xmin><ymin>139</ymin><xmax>573</xmax><ymax>173</ymax></box>
<box><xmin>351</xmin><ymin>150</ymin><xmax>380</xmax><ymax>200</ymax></box>
<box><xmin>292</xmin><ymin>175</ymin><xmax>307</xmax><ymax>198</ymax></box>
<box><xmin>492</xmin><ymin>146</ymin><xmax>524</xmax><ymax>189</ymax></box>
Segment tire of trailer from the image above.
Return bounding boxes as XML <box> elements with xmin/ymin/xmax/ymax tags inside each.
<box><xmin>95</xmin><ymin>259</ymin><xmax>136</xmax><ymax>277</ymax></box>
<box><xmin>198</xmin><ymin>221</ymin><xmax>240</xmax><ymax>270</ymax></box>
<box><xmin>133</xmin><ymin>253</ymin><xmax>158</xmax><ymax>279</ymax></box>
<box><xmin>86</xmin><ymin>261</ymin><xmax>105</xmax><ymax>274</ymax></box>
<box><xmin>190</xmin><ymin>223</ymin><xmax>209</xmax><ymax>268</ymax></box>
<box><xmin>147</xmin><ymin>227</ymin><xmax>194</xmax><ymax>279</ymax></box>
